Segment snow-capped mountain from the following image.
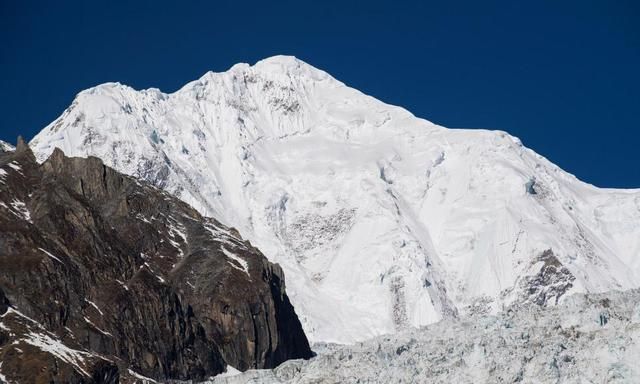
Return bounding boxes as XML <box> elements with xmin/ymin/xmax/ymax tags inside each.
<box><xmin>30</xmin><ymin>55</ymin><xmax>640</xmax><ymax>344</ymax></box>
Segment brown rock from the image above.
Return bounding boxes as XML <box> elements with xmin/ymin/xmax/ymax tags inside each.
<box><xmin>0</xmin><ymin>143</ymin><xmax>312</xmax><ymax>383</ymax></box>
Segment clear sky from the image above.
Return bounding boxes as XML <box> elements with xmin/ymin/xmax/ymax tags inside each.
<box><xmin>1</xmin><ymin>1</ymin><xmax>638</xmax><ymax>187</ymax></box>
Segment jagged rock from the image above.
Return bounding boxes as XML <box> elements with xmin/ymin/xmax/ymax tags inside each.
<box><xmin>0</xmin><ymin>141</ymin><xmax>312</xmax><ymax>383</ymax></box>
<box><xmin>521</xmin><ymin>249</ymin><xmax>576</xmax><ymax>306</ymax></box>
<box><xmin>14</xmin><ymin>135</ymin><xmax>28</xmax><ymax>153</ymax></box>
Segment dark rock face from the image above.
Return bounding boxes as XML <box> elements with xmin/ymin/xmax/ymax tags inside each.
<box><xmin>0</xmin><ymin>142</ymin><xmax>312</xmax><ymax>383</ymax></box>
<box><xmin>521</xmin><ymin>249</ymin><xmax>576</xmax><ymax>306</ymax></box>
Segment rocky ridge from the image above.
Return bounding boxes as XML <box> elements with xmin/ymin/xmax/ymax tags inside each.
<box><xmin>0</xmin><ymin>139</ymin><xmax>312</xmax><ymax>383</ymax></box>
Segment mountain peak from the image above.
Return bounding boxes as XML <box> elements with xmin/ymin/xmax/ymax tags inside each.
<box><xmin>55</xmin><ymin>56</ymin><xmax>335</xmax><ymax>109</ymax></box>
<box><xmin>194</xmin><ymin>55</ymin><xmax>332</xmax><ymax>85</ymax></box>
<box><xmin>28</xmin><ymin>56</ymin><xmax>640</xmax><ymax>344</ymax></box>
<box><xmin>253</xmin><ymin>55</ymin><xmax>331</xmax><ymax>81</ymax></box>
<box><xmin>254</xmin><ymin>55</ymin><xmax>307</xmax><ymax>71</ymax></box>
<box><xmin>258</xmin><ymin>54</ymin><xmax>301</xmax><ymax>65</ymax></box>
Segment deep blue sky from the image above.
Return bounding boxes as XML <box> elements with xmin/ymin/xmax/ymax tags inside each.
<box><xmin>1</xmin><ymin>1</ymin><xmax>638</xmax><ymax>187</ymax></box>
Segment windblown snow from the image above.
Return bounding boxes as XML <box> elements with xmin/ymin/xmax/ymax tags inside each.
<box><xmin>30</xmin><ymin>55</ymin><xmax>640</xmax><ymax>344</ymax></box>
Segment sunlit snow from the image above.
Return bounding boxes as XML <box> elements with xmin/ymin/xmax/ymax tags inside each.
<box><xmin>30</xmin><ymin>55</ymin><xmax>640</xmax><ymax>344</ymax></box>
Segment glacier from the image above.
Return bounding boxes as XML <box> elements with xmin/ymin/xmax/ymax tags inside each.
<box><xmin>207</xmin><ymin>288</ymin><xmax>640</xmax><ymax>383</ymax></box>
<box><xmin>30</xmin><ymin>55</ymin><xmax>640</xmax><ymax>344</ymax></box>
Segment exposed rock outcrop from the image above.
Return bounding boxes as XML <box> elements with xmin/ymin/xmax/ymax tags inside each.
<box><xmin>521</xmin><ymin>249</ymin><xmax>576</xmax><ymax>306</ymax></box>
<box><xmin>0</xmin><ymin>141</ymin><xmax>312</xmax><ymax>383</ymax></box>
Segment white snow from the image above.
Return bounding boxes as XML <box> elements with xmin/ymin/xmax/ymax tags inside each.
<box><xmin>115</xmin><ymin>279</ymin><xmax>130</xmax><ymax>291</ymax></box>
<box><xmin>128</xmin><ymin>369</ymin><xmax>158</xmax><ymax>383</ymax></box>
<box><xmin>1</xmin><ymin>306</ymin><xmax>110</xmax><ymax>380</ymax></box>
<box><xmin>215</xmin><ymin>365</ymin><xmax>242</xmax><ymax>378</ymax></box>
<box><xmin>168</xmin><ymin>220</ymin><xmax>188</xmax><ymax>243</ymax></box>
<box><xmin>167</xmin><ymin>238</ymin><xmax>183</xmax><ymax>256</ymax></box>
<box><xmin>2</xmin><ymin>307</ymin><xmax>44</xmax><ymax>330</ymax></box>
<box><xmin>38</xmin><ymin>248</ymin><xmax>63</xmax><ymax>264</ymax></box>
<box><xmin>22</xmin><ymin>331</ymin><xmax>90</xmax><ymax>377</ymax></box>
<box><xmin>0</xmin><ymin>140</ymin><xmax>15</xmax><ymax>152</ymax></box>
<box><xmin>0</xmin><ymin>362</ymin><xmax>8</xmax><ymax>384</ymax></box>
<box><xmin>136</xmin><ymin>213</ymin><xmax>152</xmax><ymax>224</ymax></box>
<box><xmin>83</xmin><ymin>316</ymin><xmax>112</xmax><ymax>336</ymax></box>
<box><xmin>204</xmin><ymin>224</ymin><xmax>246</xmax><ymax>248</ymax></box>
<box><xmin>221</xmin><ymin>246</ymin><xmax>250</xmax><ymax>276</ymax></box>
<box><xmin>84</xmin><ymin>298</ymin><xmax>104</xmax><ymax>316</ymax></box>
<box><xmin>166</xmin><ymin>218</ymin><xmax>188</xmax><ymax>257</ymax></box>
<box><xmin>142</xmin><ymin>262</ymin><xmax>165</xmax><ymax>283</ymax></box>
<box><xmin>7</xmin><ymin>162</ymin><xmax>22</xmax><ymax>173</ymax></box>
<box><xmin>9</xmin><ymin>199</ymin><xmax>31</xmax><ymax>222</ymax></box>
<box><xmin>29</xmin><ymin>55</ymin><xmax>640</xmax><ymax>344</ymax></box>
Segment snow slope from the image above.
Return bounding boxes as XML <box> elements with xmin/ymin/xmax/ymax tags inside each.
<box><xmin>30</xmin><ymin>56</ymin><xmax>640</xmax><ymax>343</ymax></box>
<box><xmin>0</xmin><ymin>140</ymin><xmax>15</xmax><ymax>152</ymax></box>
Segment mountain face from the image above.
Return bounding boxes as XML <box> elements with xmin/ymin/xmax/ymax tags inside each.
<box><xmin>30</xmin><ymin>55</ymin><xmax>640</xmax><ymax>343</ymax></box>
<box><xmin>0</xmin><ymin>141</ymin><xmax>311</xmax><ymax>383</ymax></box>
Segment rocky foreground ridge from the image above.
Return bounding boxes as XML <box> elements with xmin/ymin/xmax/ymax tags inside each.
<box><xmin>0</xmin><ymin>139</ymin><xmax>312</xmax><ymax>383</ymax></box>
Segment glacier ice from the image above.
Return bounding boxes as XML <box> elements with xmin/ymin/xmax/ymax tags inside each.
<box><xmin>206</xmin><ymin>289</ymin><xmax>640</xmax><ymax>383</ymax></box>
